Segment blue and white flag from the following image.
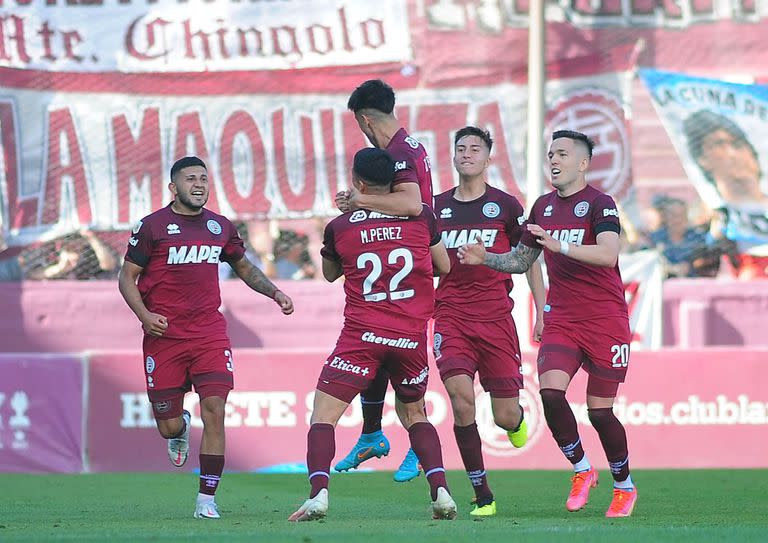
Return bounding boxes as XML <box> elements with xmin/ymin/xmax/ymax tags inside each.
<box><xmin>640</xmin><ymin>69</ymin><xmax>768</xmax><ymax>255</ymax></box>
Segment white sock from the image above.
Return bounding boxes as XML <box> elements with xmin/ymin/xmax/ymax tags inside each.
<box><xmin>573</xmin><ymin>456</ymin><xmax>591</xmax><ymax>473</ymax></box>
<box><xmin>614</xmin><ymin>474</ymin><xmax>634</xmax><ymax>490</ymax></box>
<box><xmin>197</xmin><ymin>492</ymin><xmax>215</xmax><ymax>504</ymax></box>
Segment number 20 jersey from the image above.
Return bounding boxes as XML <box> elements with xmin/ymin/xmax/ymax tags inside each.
<box><xmin>321</xmin><ymin>206</ymin><xmax>441</xmax><ymax>334</ymax></box>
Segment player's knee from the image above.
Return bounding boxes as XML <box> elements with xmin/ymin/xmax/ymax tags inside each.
<box><xmin>539</xmin><ymin>387</ymin><xmax>566</xmax><ymax>408</ymax></box>
<box><xmin>492</xmin><ymin>406</ymin><xmax>522</xmax><ymax>431</ymax></box>
<box><xmin>156</xmin><ymin>418</ymin><xmax>183</xmax><ymax>439</ymax></box>
<box><xmin>200</xmin><ymin>396</ymin><xmax>226</xmax><ymax>424</ymax></box>
<box><xmin>396</xmin><ymin>398</ymin><xmax>427</xmax><ymax>429</ymax></box>
<box><xmin>587</xmin><ymin>407</ymin><xmax>615</xmax><ymax>430</ymax></box>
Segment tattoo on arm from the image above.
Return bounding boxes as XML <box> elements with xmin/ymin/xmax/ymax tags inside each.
<box><xmin>484</xmin><ymin>244</ymin><xmax>541</xmax><ymax>274</ymax></box>
<box><xmin>235</xmin><ymin>259</ymin><xmax>278</xmax><ymax>298</ymax></box>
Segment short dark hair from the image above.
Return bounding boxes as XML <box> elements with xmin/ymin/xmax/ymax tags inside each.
<box><xmin>347</xmin><ymin>80</ymin><xmax>396</xmax><ymax>114</ymax></box>
<box><xmin>353</xmin><ymin>147</ymin><xmax>395</xmax><ymax>187</ymax></box>
<box><xmin>683</xmin><ymin>109</ymin><xmax>754</xmax><ymax>160</ymax></box>
<box><xmin>454</xmin><ymin>126</ymin><xmax>493</xmax><ymax>152</ymax></box>
<box><xmin>170</xmin><ymin>156</ymin><xmax>207</xmax><ymax>181</ymax></box>
<box><xmin>552</xmin><ymin>130</ymin><xmax>595</xmax><ymax>159</ymax></box>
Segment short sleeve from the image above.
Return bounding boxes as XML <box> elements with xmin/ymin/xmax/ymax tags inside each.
<box><xmin>423</xmin><ymin>207</ymin><xmax>441</xmax><ymax>246</ymax></box>
<box><xmin>221</xmin><ymin>220</ymin><xmax>246</xmax><ymax>263</ymax></box>
<box><xmin>519</xmin><ymin>199</ymin><xmax>541</xmax><ymax>248</ymax></box>
<box><xmin>125</xmin><ymin>218</ymin><xmax>153</xmax><ymax>267</ymax></box>
<box><xmin>592</xmin><ymin>194</ymin><xmax>621</xmax><ymax>236</ymax></box>
<box><xmin>505</xmin><ymin>195</ymin><xmax>526</xmax><ymax>246</ymax></box>
<box><xmin>320</xmin><ymin>221</ymin><xmax>339</xmax><ymax>261</ymax></box>
<box><xmin>392</xmin><ymin>157</ymin><xmax>418</xmax><ymax>188</ymax></box>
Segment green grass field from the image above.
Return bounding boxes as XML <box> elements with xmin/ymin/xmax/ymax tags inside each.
<box><xmin>3</xmin><ymin>470</ymin><xmax>767</xmax><ymax>542</ymax></box>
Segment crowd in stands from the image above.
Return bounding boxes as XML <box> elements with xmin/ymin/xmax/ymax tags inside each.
<box><xmin>0</xmin><ymin>195</ymin><xmax>765</xmax><ymax>282</ymax></box>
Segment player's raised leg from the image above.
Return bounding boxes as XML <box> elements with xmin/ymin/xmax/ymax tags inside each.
<box><xmin>334</xmin><ymin>370</ymin><xmax>391</xmax><ymax>472</ymax></box>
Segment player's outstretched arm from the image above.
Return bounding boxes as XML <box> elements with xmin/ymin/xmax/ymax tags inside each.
<box><xmin>525</xmin><ymin>257</ymin><xmax>546</xmax><ymax>342</ymax></box>
<box><xmin>430</xmin><ymin>240</ymin><xmax>451</xmax><ymax>276</ymax></box>
<box><xmin>527</xmin><ymin>224</ymin><xmax>620</xmax><ymax>267</ymax></box>
<box><xmin>230</xmin><ymin>255</ymin><xmax>294</xmax><ymax>315</ymax></box>
<box><xmin>458</xmin><ymin>241</ymin><xmax>541</xmax><ymax>274</ymax></box>
<box><xmin>349</xmin><ymin>182</ymin><xmax>423</xmax><ymax>217</ymax></box>
<box><xmin>322</xmin><ymin>257</ymin><xmax>343</xmax><ymax>282</ymax></box>
<box><xmin>118</xmin><ymin>260</ymin><xmax>168</xmax><ymax>336</ymax></box>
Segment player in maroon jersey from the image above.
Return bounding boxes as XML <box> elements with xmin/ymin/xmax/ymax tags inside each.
<box><xmin>289</xmin><ymin>148</ymin><xmax>456</xmax><ymax>522</ymax></box>
<box><xmin>334</xmin><ymin>80</ymin><xmax>434</xmax><ymax>481</ymax></box>
<box><xmin>458</xmin><ymin>130</ymin><xmax>638</xmax><ymax>518</ymax></box>
<box><xmin>118</xmin><ymin>156</ymin><xmax>294</xmax><ymax>520</ymax></box>
<box><xmin>434</xmin><ymin>126</ymin><xmax>546</xmax><ymax>517</ymax></box>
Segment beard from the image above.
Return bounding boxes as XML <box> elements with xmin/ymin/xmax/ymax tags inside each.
<box><xmin>177</xmin><ymin>191</ymin><xmax>208</xmax><ymax>210</ymax></box>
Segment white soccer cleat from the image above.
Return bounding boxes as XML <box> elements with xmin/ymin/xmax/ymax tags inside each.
<box><xmin>431</xmin><ymin>487</ymin><xmax>457</xmax><ymax>520</ymax></box>
<box><xmin>194</xmin><ymin>499</ymin><xmax>221</xmax><ymax>519</ymax></box>
<box><xmin>288</xmin><ymin>489</ymin><xmax>329</xmax><ymax>522</ymax></box>
<box><xmin>168</xmin><ymin>410</ymin><xmax>191</xmax><ymax>468</ymax></box>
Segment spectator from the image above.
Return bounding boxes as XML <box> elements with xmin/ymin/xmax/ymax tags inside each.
<box><xmin>23</xmin><ymin>229</ymin><xmax>119</xmax><ymax>280</ymax></box>
<box><xmin>218</xmin><ymin>221</ymin><xmax>277</xmax><ymax>280</ymax></box>
<box><xmin>649</xmin><ymin>196</ymin><xmax>720</xmax><ymax>278</ymax></box>
<box><xmin>273</xmin><ymin>229</ymin><xmax>316</xmax><ymax>280</ymax></box>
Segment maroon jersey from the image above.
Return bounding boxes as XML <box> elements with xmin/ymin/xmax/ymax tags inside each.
<box><xmin>125</xmin><ymin>203</ymin><xmax>245</xmax><ymax>339</ymax></box>
<box><xmin>387</xmin><ymin>127</ymin><xmax>434</xmax><ymax>209</ymax></box>
<box><xmin>321</xmin><ymin>206</ymin><xmax>440</xmax><ymax>333</ymax></box>
<box><xmin>520</xmin><ymin>184</ymin><xmax>627</xmax><ymax>322</ymax></box>
<box><xmin>434</xmin><ymin>185</ymin><xmax>526</xmax><ymax>321</ymax></box>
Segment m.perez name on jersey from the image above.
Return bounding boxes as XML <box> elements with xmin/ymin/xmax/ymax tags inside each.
<box><xmin>360</xmin><ymin>226</ymin><xmax>403</xmax><ymax>244</ymax></box>
<box><xmin>547</xmin><ymin>228</ymin><xmax>585</xmax><ymax>245</ymax></box>
<box><xmin>167</xmin><ymin>245</ymin><xmax>223</xmax><ymax>264</ymax></box>
<box><xmin>442</xmin><ymin>228</ymin><xmax>498</xmax><ymax>249</ymax></box>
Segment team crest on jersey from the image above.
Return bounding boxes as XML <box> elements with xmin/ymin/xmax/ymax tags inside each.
<box><xmin>543</xmin><ymin>205</ymin><xmax>553</xmax><ymax>217</ymax></box>
<box><xmin>132</xmin><ymin>220</ymin><xmax>143</xmax><ymax>234</ymax></box>
<box><xmin>483</xmin><ymin>202</ymin><xmax>500</xmax><ymax>218</ymax></box>
<box><xmin>349</xmin><ymin>210</ymin><xmax>368</xmax><ymax>223</ymax></box>
<box><xmin>145</xmin><ymin>356</ymin><xmax>155</xmax><ymax>374</ymax></box>
<box><xmin>574</xmin><ymin>201</ymin><xmax>590</xmax><ymax>217</ymax></box>
<box><xmin>440</xmin><ymin>208</ymin><xmax>453</xmax><ymax>219</ymax></box>
<box><xmin>207</xmin><ymin>219</ymin><xmax>222</xmax><ymax>235</ymax></box>
<box><xmin>167</xmin><ymin>223</ymin><xmax>180</xmax><ymax>235</ymax></box>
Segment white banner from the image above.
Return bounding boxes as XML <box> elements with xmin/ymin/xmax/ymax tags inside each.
<box><xmin>0</xmin><ymin>1</ymin><xmax>412</xmax><ymax>72</ymax></box>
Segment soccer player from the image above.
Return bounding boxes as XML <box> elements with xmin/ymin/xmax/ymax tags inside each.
<box><xmin>118</xmin><ymin>156</ymin><xmax>294</xmax><ymax>519</ymax></box>
<box><xmin>334</xmin><ymin>79</ymin><xmax>433</xmax><ymax>481</ymax></box>
<box><xmin>458</xmin><ymin>130</ymin><xmax>638</xmax><ymax>518</ymax></box>
<box><xmin>434</xmin><ymin>126</ymin><xmax>545</xmax><ymax>517</ymax></box>
<box><xmin>289</xmin><ymin>148</ymin><xmax>456</xmax><ymax>522</ymax></box>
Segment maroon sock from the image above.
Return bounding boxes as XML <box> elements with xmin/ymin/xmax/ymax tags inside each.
<box><xmin>199</xmin><ymin>454</ymin><xmax>225</xmax><ymax>495</ymax></box>
<box><xmin>307</xmin><ymin>423</ymin><xmax>335</xmax><ymax>498</ymax></box>
<box><xmin>360</xmin><ymin>370</ymin><xmax>388</xmax><ymax>434</ymax></box>
<box><xmin>408</xmin><ymin>421</ymin><xmax>448</xmax><ymax>501</ymax></box>
<box><xmin>588</xmin><ymin>408</ymin><xmax>630</xmax><ymax>482</ymax></box>
<box><xmin>540</xmin><ymin>388</ymin><xmax>585</xmax><ymax>465</ymax></box>
<box><xmin>453</xmin><ymin>423</ymin><xmax>492</xmax><ymax>503</ymax></box>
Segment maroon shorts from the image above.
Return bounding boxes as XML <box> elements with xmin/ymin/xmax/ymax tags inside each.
<box><xmin>142</xmin><ymin>335</ymin><xmax>234</xmax><ymax>419</ymax></box>
<box><xmin>317</xmin><ymin>323</ymin><xmax>429</xmax><ymax>404</ymax></box>
<box><xmin>537</xmin><ymin>316</ymin><xmax>631</xmax><ymax>392</ymax></box>
<box><xmin>433</xmin><ymin>314</ymin><xmax>523</xmax><ymax>398</ymax></box>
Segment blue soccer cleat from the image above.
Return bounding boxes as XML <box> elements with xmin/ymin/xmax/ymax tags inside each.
<box><xmin>334</xmin><ymin>431</ymin><xmax>390</xmax><ymax>472</ymax></box>
<box><xmin>393</xmin><ymin>448</ymin><xmax>421</xmax><ymax>482</ymax></box>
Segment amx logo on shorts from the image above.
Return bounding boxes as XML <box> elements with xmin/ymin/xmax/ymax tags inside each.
<box><xmin>167</xmin><ymin>245</ymin><xmax>223</xmax><ymax>264</ymax></box>
<box><xmin>546</xmin><ymin>229</ymin><xmax>585</xmax><ymax>245</ymax></box>
<box><xmin>442</xmin><ymin>229</ymin><xmax>499</xmax><ymax>249</ymax></box>
<box><xmin>325</xmin><ymin>356</ymin><xmax>370</xmax><ymax>376</ymax></box>
<box><xmin>361</xmin><ymin>331</ymin><xmax>419</xmax><ymax>349</ymax></box>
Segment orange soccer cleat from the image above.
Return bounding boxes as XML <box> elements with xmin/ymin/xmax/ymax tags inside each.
<box><xmin>566</xmin><ymin>468</ymin><xmax>599</xmax><ymax>512</ymax></box>
<box><xmin>605</xmin><ymin>487</ymin><xmax>638</xmax><ymax>518</ymax></box>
